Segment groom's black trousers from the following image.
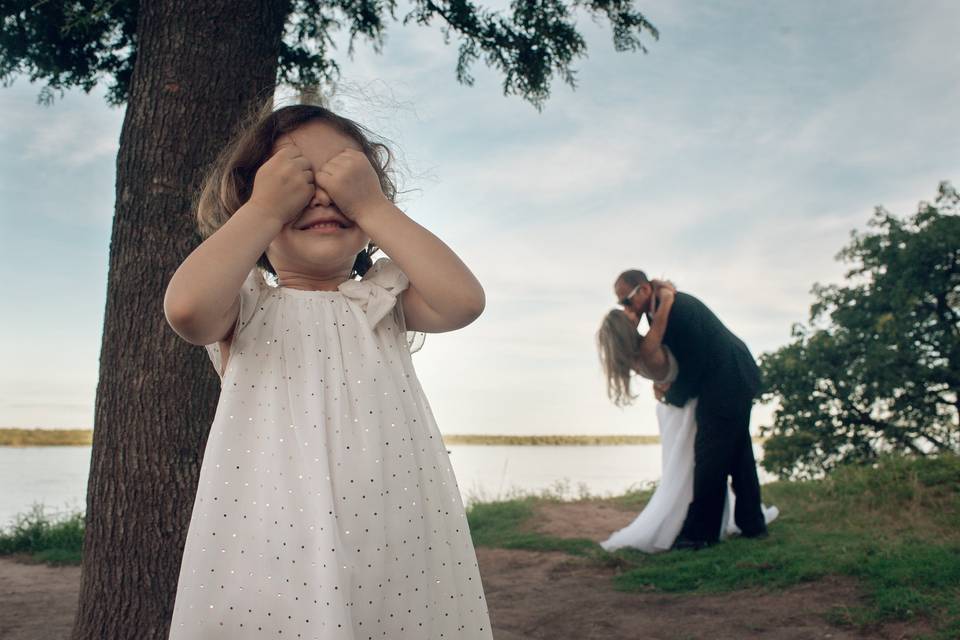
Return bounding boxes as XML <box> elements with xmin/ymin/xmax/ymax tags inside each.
<box><xmin>678</xmin><ymin>398</ymin><xmax>767</xmax><ymax>543</ymax></box>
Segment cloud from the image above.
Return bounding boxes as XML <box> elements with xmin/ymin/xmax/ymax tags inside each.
<box><xmin>1</xmin><ymin>83</ymin><xmax>121</xmax><ymax>168</ymax></box>
<box><xmin>22</xmin><ymin>115</ymin><xmax>119</xmax><ymax>167</ymax></box>
<box><xmin>3</xmin><ymin>1</ymin><xmax>960</xmax><ymax>436</ymax></box>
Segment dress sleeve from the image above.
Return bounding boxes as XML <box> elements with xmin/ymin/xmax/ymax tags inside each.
<box><xmin>345</xmin><ymin>258</ymin><xmax>424</xmax><ymax>353</ymax></box>
<box><xmin>340</xmin><ymin>258</ymin><xmax>410</xmax><ymax>328</ymax></box>
<box><xmin>360</xmin><ymin>258</ymin><xmax>410</xmax><ymax>296</ymax></box>
<box><xmin>203</xmin><ymin>268</ymin><xmax>268</xmax><ymax>378</ymax></box>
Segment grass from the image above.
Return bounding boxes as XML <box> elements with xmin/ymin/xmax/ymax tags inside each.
<box><xmin>5</xmin><ymin>453</ymin><xmax>958</xmax><ymax>636</ymax></box>
<box><xmin>0</xmin><ymin>428</ymin><xmax>92</xmax><ymax>446</ymax></box>
<box><xmin>466</xmin><ymin>454</ymin><xmax>960</xmax><ymax>639</ymax></box>
<box><xmin>0</xmin><ymin>503</ymin><xmax>85</xmax><ymax>565</ymax></box>
<box><xmin>468</xmin><ymin>497</ymin><xmax>598</xmax><ymax>555</ymax></box>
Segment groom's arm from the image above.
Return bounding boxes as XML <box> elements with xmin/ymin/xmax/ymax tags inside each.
<box><xmin>663</xmin><ymin>294</ymin><xmax>710</xmax><ymax>406</ymax></box>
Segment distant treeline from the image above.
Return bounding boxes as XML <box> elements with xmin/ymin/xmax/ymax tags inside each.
<box><xmin>445</xmin><ymin>434</ymin><xmax>662</xmax><ymax>445</ymax></box>
<box><xmin>2</xmin><ymin>430</ymin><xmax>660</xmax><ymax>447</ymax></box>
<box><xmin>0</xmin><ymin>428</ymin><xmax>92</xmax><ymax>446</ymax></box>
<box><xmin>0</xmin><ymin>429</ymin><xmax>763</xmax><ymax>447</ymax></box>
<box><xmin>444</xmin><ymin>434</ymin><xmax>766</xmax><ymax>445</ymax></box>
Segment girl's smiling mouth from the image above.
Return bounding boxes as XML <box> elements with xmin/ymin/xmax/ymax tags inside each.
<box><xmin>295</xmin><ymin>214</ymin><xmax>353</xmax><ymax>232</ymax></box>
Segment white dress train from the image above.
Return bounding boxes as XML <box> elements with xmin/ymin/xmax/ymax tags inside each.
<box><xmin>600</xmin><ymin>399</ymin><xmax>779</xmax><ymax>553</ymax></box>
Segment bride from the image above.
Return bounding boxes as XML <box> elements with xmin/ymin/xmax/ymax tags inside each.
<box><xmin>596</xmin><ymin>283</ymin><xmax>778</xmax><ymax>553</ymax></box>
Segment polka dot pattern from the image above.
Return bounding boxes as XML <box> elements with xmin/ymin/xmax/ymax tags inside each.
<box><xmin>169</xmin><ymin>260</ymin><xmax>492</xmax><ymax>639</ymax></box>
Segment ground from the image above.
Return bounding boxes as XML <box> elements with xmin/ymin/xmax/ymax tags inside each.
<box><xmin>0</xmin><ymin>501</ymin><xmax>931</xmax><ymax>640</ymax></box>
<box><xmin>0</xmin><ymin>556</ymin><xmax>81</xmax><ymax>640</ymax></box>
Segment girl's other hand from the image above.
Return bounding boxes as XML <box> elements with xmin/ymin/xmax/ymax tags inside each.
<box><xmin>315</xmin><ymin>149</ymin><xmax>389</xmax><ymax>223</ymax></box>
<box><xmin>248</xmin><ymin>144</ymin><xmax>316</xmax><ymax>225</ymax></box>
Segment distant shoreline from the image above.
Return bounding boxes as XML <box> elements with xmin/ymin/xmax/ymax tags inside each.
<box><xmin>0</xmin><ymin>429</ymin><xmax>92</xmax><ymax>446</ymax></box>
<box><xmin>444</xmin><ymin>434</ymin><xmax>662</xmax><ymax>445</ymax></box>
<box><xmin>0</xmin><ymin>429</ymin><xmax>662</xmax><ymax>447</ymax></box>
<box><xmin>0</xmin><ymin>429</ymin><xmax>765</xmax><ymax>447</ymax></box>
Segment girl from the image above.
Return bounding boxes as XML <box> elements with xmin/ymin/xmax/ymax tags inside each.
<box><xmin>596</xmin><ymin>286</ymin><xmax>778</xmax><ymax>553</ymax></box>
<box><xmin>163</xmin><ymin>102</ymin><xmax>492</xmax><ymax>639</ymax></box>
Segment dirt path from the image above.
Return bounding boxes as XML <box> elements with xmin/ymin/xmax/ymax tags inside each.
<box><xmin>526</xmin><ymin>500</ymin><xmax>637</xmax><ymax>540</ymax></box>
<box><xmin>483</xmin><ymin>501</ymin><xmax>927</xmax><ymax>639</ymax></box>
<box><xmin>0</xmin><ymin>502</ymin><xmax>930</xmax><ymax>639</ymax></box>
<box><xmin>0</xmin><ymin>556</ymin><xmax>80</xmax><ymax>640</ymax></box>
<box><xmin>480</xmin><ymin>547</ymin><xmax>872</xmax><ymax>640</ymax></box>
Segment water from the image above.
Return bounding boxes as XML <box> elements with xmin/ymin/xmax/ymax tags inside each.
<box><xmin>0</xmin><ymin>443</ymin><xmax>772</xmax><ymax>524</ymax></box>
<box><xmin>447</xmin><ymin>444</ymin><xmax>774</xmax><ymax>503</ymax></box>
<box><xmin>0</xmin><ymin>446</ymin><xmax>92</xmax><ymax>527</ymax></box>
<box><xmin>448</xmin><ymin>444</ymin><xmax>665</xmax><ymax>502</ymax></box>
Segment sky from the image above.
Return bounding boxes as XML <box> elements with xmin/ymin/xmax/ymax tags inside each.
<box><xmin>1</xmin><ymin>0</ymin><xmax>958</xmax><ymax>436</ymax></box>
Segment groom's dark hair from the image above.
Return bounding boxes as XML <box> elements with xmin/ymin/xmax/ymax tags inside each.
<box><xmin>617</xmin><ymin>269</ymin><xmax>650</xmax><ymax>287</ymax></box>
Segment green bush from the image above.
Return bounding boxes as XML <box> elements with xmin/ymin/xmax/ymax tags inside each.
<box><xmin>0</xmin><ymin>503</ymin><xmax>85</xmax><ymax>564</ymax></box>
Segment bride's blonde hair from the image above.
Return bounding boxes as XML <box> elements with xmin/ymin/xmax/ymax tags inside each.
<box><xmin>597</xmin><ymin>309</ymin><xmax>642</xmax><ymax>407</ymax></box>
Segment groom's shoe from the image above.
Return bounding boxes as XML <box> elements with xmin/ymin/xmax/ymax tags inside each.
<box><xmin>741</xmin><ymin>528</ymin><xmax>769</xmax><ymax>540</ymax></box>
<box><xmin>671</xmin><ymin>536</ymin><xmax>711</xmax><ymax>551</ymax></box>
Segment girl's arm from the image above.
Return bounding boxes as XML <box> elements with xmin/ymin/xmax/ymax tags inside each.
<box><xmin>164</xmin><ymin>204</ymin><xmax>283</xmax><ymax>345</ymax></box>
<box><xmin>355</xmin><ymin>200</ymin><xmax>485</xmax><ymax>332</ymax></box>
<box><xmin>164</xmin><ymin>146</ymin><xmax>314</xmax><ymax>345</ymax></box>
<box><xmin>316</xmin><ymin>149</ymin><xmax>485</xmax><ymax>333</ymax></box>
<box><xmin>634</xmin><ymin>286</ymin><xmax>676</xmax><ymax>381</ymax></box>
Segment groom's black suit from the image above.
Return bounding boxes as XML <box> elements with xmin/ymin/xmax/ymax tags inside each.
<box><xmin>655</xmin><ymin>291</ymin><xmax>767</xmax><ymax>543</ymax></box>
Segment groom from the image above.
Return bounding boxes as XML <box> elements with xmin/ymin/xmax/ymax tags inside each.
<box><xmin>615</xmin><ymin>270</ymin><xmax>768</xmax><ymax>548</ymax></box>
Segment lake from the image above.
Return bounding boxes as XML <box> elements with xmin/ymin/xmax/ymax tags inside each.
<box><xmin>0</xmin><ymin>443</ymin><xmax>773</xmax><ymax>526</ymax></box>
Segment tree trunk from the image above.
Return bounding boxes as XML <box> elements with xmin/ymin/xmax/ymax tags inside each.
<box><xmin>72</xmin><ymin>2</ymin><xmax>289</xmax><ymax>638</ymax></box>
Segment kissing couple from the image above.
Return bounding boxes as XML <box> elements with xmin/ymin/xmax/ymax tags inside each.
<box><xmin>597</xmin><ymin>270</ymin><xmax>779</xmax><ymax>552</ymax></box>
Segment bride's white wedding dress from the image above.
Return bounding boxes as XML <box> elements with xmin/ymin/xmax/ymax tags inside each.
<box><xmin>600</xmin><ymin>398</ymin><xmax>779</xmax><ymax>553</ymax></box>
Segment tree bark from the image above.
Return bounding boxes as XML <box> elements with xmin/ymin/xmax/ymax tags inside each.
<box><xmin>72</xmin><ymin>2</ymin><xmax>289</xmax><ymax>638</ymax></box>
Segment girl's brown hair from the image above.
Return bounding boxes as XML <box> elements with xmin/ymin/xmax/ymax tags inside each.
<box><xmin>196</xmin><ymin>99</ymin><xmax>398</xmax><ymax>277</ymax></box>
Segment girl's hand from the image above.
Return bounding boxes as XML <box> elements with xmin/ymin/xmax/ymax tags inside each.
<box><xmin>315</xmin><ymin>149</ymin><xmax>389</xmax><ymax>222</ymax></box>
<box><xmin>248</xmin><ymin>145</ymin><xmax>316</xmax><ymax>225</ymax></box>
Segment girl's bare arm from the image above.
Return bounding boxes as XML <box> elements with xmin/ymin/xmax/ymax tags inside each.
<box><xmin>165</xmin><ymin>145</ymin><xmax>314</xmax><ymax>345</ymax></box>
<box><xmin>163</xmin><ymin>203</ymin><xmax>283</xmax><ymax>345</ymax></box>
<box><xmin>355</xmin><ymin>200</ymin><xmax>485</xmax><ymax>333</ymax></box>
<box><xmin>313</xmin><ymin>148</ymin><xmax>484</xmax><ymax>333</ymax></box>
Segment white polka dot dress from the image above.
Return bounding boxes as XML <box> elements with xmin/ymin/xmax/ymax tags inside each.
<box><xmin>169</xmin><ymin>259</ymin><xmax>492</xmax><ymax>639</ymax></box>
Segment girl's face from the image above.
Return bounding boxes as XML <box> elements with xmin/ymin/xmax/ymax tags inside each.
<box><xmin>265</xmin><ymin>121</ymin><xmax>371</xmax><ymax>279</ymax></box>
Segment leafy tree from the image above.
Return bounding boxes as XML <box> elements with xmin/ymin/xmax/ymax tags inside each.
<box><xmin>1</xmin><ymin>0</ymin><xmax>657</xmax><ymax>109</ymax></box>
<box><xmin>760</xmin><ymin>182</ymin><xmax>960</xmax><ymax>480</ymax></box>
<box><xmin>1</xmin><ymin>1</ymin><xmax>658</xmax><ymax>638</ymax></box>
